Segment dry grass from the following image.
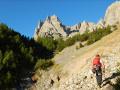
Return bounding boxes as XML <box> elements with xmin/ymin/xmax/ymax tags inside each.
<box><xmin>52</xmin><ymin>25</ymin><xmax>120</xmax><ymax>77</ymax></box>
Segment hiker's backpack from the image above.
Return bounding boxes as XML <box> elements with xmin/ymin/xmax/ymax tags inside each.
<box><xmin>93</xmin><ymin>57</ymin><xmax>101</xmax><ymax>67</ymax></box>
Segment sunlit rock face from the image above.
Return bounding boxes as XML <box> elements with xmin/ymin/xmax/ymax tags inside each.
<box><xmin>34</xmin><ymin>17</ymin><xmax>98</xmax><ymax>40</ymax></box>
<box><xmin>34</xmin><ymin>15</ymin><xmax>68</xmax><ymax>40</ymax></box>
<box><xmin>34</xmin><ymin>1</ymin><xmax>120</xmax><ymax>40</ymax></box>
<box><xmin>104</xmin><ymin>1</ymin><xmax>120</xmax><ymax>26</ymax></box>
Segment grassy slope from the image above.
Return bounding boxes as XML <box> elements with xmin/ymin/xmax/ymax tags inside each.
<box><xmin>52</xmin><ymin>25</ymin><xmax>120</xmax><ymax>78</ymax></box>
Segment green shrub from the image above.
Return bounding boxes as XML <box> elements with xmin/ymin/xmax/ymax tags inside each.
<box><xmin>80</xmin><ymin>30</ymin><xmax>89</xmax><ymax>41</ymax></box>
<box><xmin>37</xmin><ymin>37</ymin><xmax>56</xmax><ymax>51</ymax></box>
<box><xmin>55</xmin><ymin>38</ymin><xmax>66</xmax><ymax>52</ymax></box>
<box><xmin>87</xmin><ymin>27</ymin><xmax>112</xmax><ymax>45</ymax></box>
<box><xmin>65</xmin><ymin>37</ymin><xmax>76</xmax><ymax>46</ymax></box>
<box><xmin>34</xmin><ymin>59</ymin><xmax>54</xmax><ymax>70</ymax></box>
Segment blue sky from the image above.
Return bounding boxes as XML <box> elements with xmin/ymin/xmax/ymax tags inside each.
<box><xmin>0</xmin><ymin>0</ymin><xmax>115</xmax><ymax>37</ymax></box>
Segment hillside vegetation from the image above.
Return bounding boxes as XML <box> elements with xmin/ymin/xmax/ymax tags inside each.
<box><xmin>0</xmin><ymin>23</ymin><xmax>54</xmax><ymax>88</ymax></box>
<box><xmin>37</xmin><ymin>26</ymin><xmax>113</xmax><ymax>53</ymax></box>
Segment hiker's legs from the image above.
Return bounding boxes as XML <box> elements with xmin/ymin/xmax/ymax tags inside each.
<box><xmin>96</xmin><ymin>74</ymin><xmax>102</xmax><ymax>87</ymax></box>
<box><xmin>96</xmin><ymin>68</ymin><xmax>102</xmax><ymax>87</ymax></box>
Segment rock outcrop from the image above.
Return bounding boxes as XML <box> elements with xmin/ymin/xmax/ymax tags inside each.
<box><xmin>79</xmin><ymin>21</ymin><xmax>96</xmax><ymax>34</ymax></box>
<box><xmin>97</xmin><ymin>19</ymin><xmax>106</xmax><ymax>29</ymax></box>
<box><xmin>34</xmin><ymin>15</ymin><xmax>68</xmax><ymax>40</ymax></box>
<box><xmin>34</xmin><ymin>17</ymin><xmax>105</xmax><ymax>40</ymax></box>
<box><xmin>68</xmin><ymin>21</ymin><xmax>96</xmax><ymax>37</ymax></box>
<box><xmin>104</xmin><ymin>1</ymin><xmax>120</xmax><ymax>26</ymax></box>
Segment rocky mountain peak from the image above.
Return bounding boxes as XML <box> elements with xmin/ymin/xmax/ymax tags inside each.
<box><xmin>34</xmin><ymin>1</ymin><xmax>120</xmax><ymax>40</ymax></box>
<box><xmin>46</xmin><ymin>15</ymin><xmax>60</xmax><ymax>23</ymax></box>
<box><xmin>104</xmin><ymin>1</ymin><xmax>120</xmax><ymax>25</ymax></box>
<box><xmin>34</xmin><ymin>15</ymin><xmax>67</xmax><ymax>40</ymax></box>
<box><xmin>50</xmin><ymin>15</ymin><xmax>59</xmax><ymax>21</ymax></box>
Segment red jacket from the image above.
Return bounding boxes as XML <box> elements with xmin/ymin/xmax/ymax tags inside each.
<box><xmin>93</xmin><ymin>57</ymin><xmax>101</xmax><ymax>67</ymax></box>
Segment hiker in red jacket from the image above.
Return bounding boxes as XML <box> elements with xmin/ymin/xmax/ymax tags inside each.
<box><xmin>92</xmin><ymin>54</ymin><xmax>105</xmax><ymax>88</ymax></box>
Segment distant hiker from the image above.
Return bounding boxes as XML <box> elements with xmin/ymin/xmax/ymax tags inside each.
<box><xmin>92</xmin><ymin>54</ymin><xmax>105</xmax><ymax>88</ymax></box>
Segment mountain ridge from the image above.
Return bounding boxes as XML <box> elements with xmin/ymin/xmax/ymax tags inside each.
<box><xmin>34</xmin><ymin>1</ymin><xmax>120</xmax><ymax>40</ymax></box>
<box><xmin>34</xmin><ymin>16</ymin><xmax>101</xmax><ymax>40</ymax></box>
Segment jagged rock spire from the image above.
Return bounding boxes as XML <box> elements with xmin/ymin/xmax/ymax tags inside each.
<box><xmin>34</xmin><ymin>15</ymin><xmax>68</xmax><ymax>40</ymax></box>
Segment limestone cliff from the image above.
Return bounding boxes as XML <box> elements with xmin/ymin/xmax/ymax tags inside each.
<box><xmin>34</xmin><ymin>17</ymin><xmax>105</xmax><ymax>40</ymax></box>
<box><xmin>34</xmin><ymin>15</ymin><xmax>68</xmax><ymax>40</ymax></box>
<box><xmin>104</xmin><ymin>1</ymin><xmax>120</xmax><ymax>26</ymax></box>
